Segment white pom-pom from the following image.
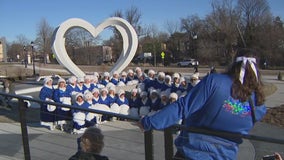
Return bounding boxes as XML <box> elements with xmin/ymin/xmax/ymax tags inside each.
<box><xmin>86</xmin><ymin>113</ymin><xmax>95</xmax><ymax>121</ymax></box>
<box><xmin>47</xmin><ymin>104</ymin><xmax>56</xmax><ymax>112</ymax></box>
<box><xmin>119</xmin><ymin>104</ymin><xmax>129</xmax><ymax>115</ymax></box>
<box><xmin>73</xmin><ymin>112</ymin><xmax>86</xmax><ymax>126</ymax></box>
<box><xmin>110</xmin><ymin>103</ymin><xmax>120</xmax><ymax>113</ymax></box>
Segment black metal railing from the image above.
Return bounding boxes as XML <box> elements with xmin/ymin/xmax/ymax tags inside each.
<box><xmin>1</xmin><ymin>92</ymin><xmax>284</xmax><ymax>160</ymax></box>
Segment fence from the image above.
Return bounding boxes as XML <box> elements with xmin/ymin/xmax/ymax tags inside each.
<box><xmin>0</xmin><ymin>92</ymin><xmax>284</xmax><ymax>160</ymax></box>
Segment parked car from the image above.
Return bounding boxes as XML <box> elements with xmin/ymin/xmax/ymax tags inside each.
<box><xmin>177</xmin><ymin>59</ymin><xmax>199</xmax><ymax>67</ymax></box>
<box><xmin>133</xmin><ymin>53</ymin><xmax>153</xmax><ymax>64</ymax></box>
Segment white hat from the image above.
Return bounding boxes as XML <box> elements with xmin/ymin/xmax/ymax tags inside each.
<box><xmin>93</xmin><ymin>72</ymin><xmax>99</xmax><ymax>78</ymax></box>
<box><xmin>128</xmin><ymin>69</ymin><xmax>134</xmax><ymax>74</ymax></box>
<box><xmin>113</xmin><ymin>71</ymin><xmax>119</xmax><ymax>76</ymax></box>
<box><xmin>160</xmin><ymin>91</ymin><xmax>169</xmax><ymax>98</ymax></box>
<box><xmin>158</xmin><ymin>72</ymin><xmax>165</xmax><ymax>78</ymax></box>
<box><xmin>150</xmin><ymin>89</ymin><xmax>159</xmax><ymax>96</ymax></box>
<box><xmin>140</xmin><ymin>91</ymin><xmax>148</xmax><ymax>97</ymax></box>
<box><xmin>68</xmin><ymin>76</ymin><xmax>77</xmax><ymax>84</ymax></box>
<box><xmin>148</xmin><ymin>69</ymin><xmax>155</xmax><ymax>75</ymax></box>
<box><xmin>84</xmin><ymin>91</ymin><xmax>93</xmax><ymax>100</ymax></box>
<box><xmin>132</xmin><ymin>88</ymin><xmax>138</xmax><ymax>93</ymax></box>
<box><xmin>118</xmin><ymin>89</ymin><xmax>125</xmax><ymax>96</ymax></box>
<box><xmin>191</xmin><ymin>73</ymin><xmax>199</xmax><ymax>80</ymax></box>
<box><xmin>109</xmin><ymin>85</ymin><xmax>116</xmax><ymax>92</ymax></box>
<box><xmin>100</xmin><ymin>87</ymin><xmax>108</xmax><ymax>94</ymax></box>
<box><xmin>121</xmin><ymin>71</ymin><xmax>127</xmax><ymax>76</ymax></box>
<box><xmin>58</xmin><ymin>78</ymin><xmax>66</xmax><ymax>83</ymax></box>
<box><xmin>180</xmin><ymin>77</ymin><xmax>186</xmax><ymax>82</ymax></box>
<box><xmin>77</xmin><ymin>77</ymin><xmax>84</xmax><ymax>83</ymax></box>
<box><xmin>169</xmin><ymin>92</ymin><xmax>178</xmax><ymax>100</ymax></box>
<box><xmin>44</xmin><ymin>76</ymin><xmax>52</xmax><ymax>84</ymax></box>
<box><xmin>92</xmin><ymin>88</ymin><xmax>100</xmax><ymax>94</ymax></box>
<box><xmin>135</xmin><ymin>67</ymin><xmax>142</xmax><ymax>72</ymax></box>
<box><xmin>103</xmin><ymin>72</ymin><xmax>110</xmax><ymax>77</ymax></box>
<box><xmin>165</xmin><ymin>75</ymin><xmax>172</xmax><ymax>81</ymax></box>
<box><xmin>75</xmin><ymin>93</ymin><xmax>84</xmax><ymax>100</ymax></box>
<box><xmin>172</xmin><ymin>73</ymin><xmax>180</xmax><ymax>79</ymax></box>
<box><xmin>84</xmin><ymin>75</ymin><xmax>91</xmax><ymax>81</ymax></box>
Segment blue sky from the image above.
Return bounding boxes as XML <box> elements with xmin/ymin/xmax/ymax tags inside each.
<box><xmin>1</xmin><ymin>0</ymin><xmax>284</xmax><ymax>43</ymax></box>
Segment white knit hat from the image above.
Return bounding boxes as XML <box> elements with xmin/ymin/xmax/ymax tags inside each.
<box><xmin>58</xmin><ymin>78</ymin><xmax>66</xmax><ymax>84</ymax></box>
<box><xmin>169</xmin><ymin>92</ymin><xmax>178</xmax><ymax>100</ymax></box>
<box><xmin>75</xmin><ymin>93</ymin><xmax>84</xmax><ymax>100</ymax></box>
<box><xmin>100</xmin><ymin>87</ymin><xmax>108</xmax><ymax>94</ymax></box>
<box><xmin>180</xmin><ymin>77</ymin><xmax>186</xmax><ymax>82</ymax></box>
<box><xmin>121</xmin><ymin>71</ymin><xmax>127</xmax><ymax>76</ymax></box>
<box><xmin>172</xmin><ymin>73</ymin><xmax>180</xmax><ymax>79</ymax></box>
<box><xmin>118</xmin><ymin>89</ymin><xmax>125</xmax><ymax>96</ymax></box>
<box><xmin>84</xmin><ymin>91</ymin><xmax>93</xmax><ymax>100</ymax></box>
<box><xmin>135</xmin><ymin>67</ymin><xmax>142</xmax><ymax>72</ymax></box>
<box><xmin>109</xmin><ymin>85</ymin><xmax>116</xmax><ymax>92</ymax></box>
<box><xmin>113</xmin><ymin>71</ymin><xmax>119</xmax><ymax>76</ymax></box>
<box><xmin>103</xmin><ymin>72</ymin><xmax>110</xmax><ymax>77</ymax></box>
<box><xmin>68</xmin><ymin>76</ymin><xmax>77</xmax><ymax>84</ymax></box>
<box><xmin>77</xmin><ymin>77</ymin><xmax>84</xmax><ymax>83</ymax></box>
<box><xmin>158</xmin><ymin>72</ymin><xmax>165</xmax><ymax>78</ymax></box>
<box><xmin>132</xmin><ymin>88</ymin><xmax>138</xmax><ymax>93</ymax></box>
<box><xmin>140</xmin><ymin>91</ymin><xmax>148</xmax><ymax>97</ymax></box>
<box><xmin>128</xmin><ymin>69</ymin><xmax>134</xmax><ymax>74</ymax></box>
<box><xmin>160</xmin><ymin>91</ymin><xmax>169</xmax><ymax>98</ymax></box>
<box><xmin>44</xmin><ymin>76</ymin><xmax>52</xmax><ymax>84</ymax></box>
<box><xmin>148</xmin><ymin>69</ymin><xmax>155</xmax><ymax>75</ymax></box>
<box><xmin>84</xmin><ymin>75</ymin><xmax>91</xmax><ymax>81</ymax></box>
<box><xmin>191</xmin><ymin>73</ymin><xmax>199</xmax><ymax>80</ymax></box>
<box><xmin>92</xmin><ymin>88</ymin><xmax>100</xmax><ymax>94</ymax></box>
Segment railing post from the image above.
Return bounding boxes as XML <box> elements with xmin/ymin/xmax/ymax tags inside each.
<box><xmin>18</xmin><ymin>99</ymin><xmax>31</xmax><ymax>160</ymax></box>
<box><xmin>144</xmin><ymin>130</ymin><xmax>154</xmax><ymax>160</ymax></box>
<box><xmin>164</xmin><ymin>127</ymin><xmax>174</xmax><ymax>160</ymax></box>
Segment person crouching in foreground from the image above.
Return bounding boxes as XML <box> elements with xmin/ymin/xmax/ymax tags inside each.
<box><xmin>137</xmin><ymin>48</ymin><xmax>267</xmax><ymax>160</ymax></box>
<box><xmin>69</xmin><ymin>126</ymin><xmax>109</xmax><ymax>160</ymax></box>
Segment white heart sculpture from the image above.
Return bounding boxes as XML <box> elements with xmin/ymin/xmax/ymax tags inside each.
<box><xmin>52</xmin><ymin>17</ymin><xmax>138</xmax><ymax>78</ymax></box>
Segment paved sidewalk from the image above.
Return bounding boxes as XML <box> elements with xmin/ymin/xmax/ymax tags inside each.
<box><xmin>262</xmin><ymin>75</ymin><xmax>284</xmax><ymax>108</ymax></box>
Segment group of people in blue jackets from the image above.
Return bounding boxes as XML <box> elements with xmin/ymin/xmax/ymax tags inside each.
<box><xmin>39</xmin><ymin>67</ymin><xmax>200</xmax><ymax>134</ymax></box>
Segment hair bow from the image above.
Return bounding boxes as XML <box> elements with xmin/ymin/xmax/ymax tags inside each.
<box><xmin>235</xmin><ymin>56</ymin><xmax>258</xmax><ymax>84</ymax></box>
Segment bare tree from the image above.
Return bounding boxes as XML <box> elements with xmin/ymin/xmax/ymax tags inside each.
<box><xmin>65</xmin><ymin>28</ymin><xmax>100</xmax><ymax>48</ymax></box>
<box><xmin>112</xmin><ymin>10</ymin><xmax>123</xmax><ymax>18</ymax></box>
<box><xmin>204</xmin><ymin>0</ymin><xmax>239</xmax><ymax>64</ymax></box>
<box><xmin>15</xmin><ymin>34</ymin><xmax>30</xmax><ymax>46</ymax></box>
<box><xmin>164</xmin><ymin>20</ymin><xmax>179</xmax><ymax>35</ymax></box>
<box><xmin>237</xmin><ymin>0</ymin><xmax>272</xmax><ymax>47</ymax></box>
<box><xmin>35</xmin><ymin>18</ymin><xmax>54</xmax><ymax>63</ymax></box>
<box><xmin>125</xmin><ymin>6</ymin><xmax>142</xmax><ymax>32</ymax></box>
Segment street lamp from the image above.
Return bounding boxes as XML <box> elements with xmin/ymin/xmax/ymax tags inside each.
<box><xmin>23</xmin><ymin>45</ymin><xmax>27</xmax><ymax>68</ymax></box>
<box><xmin>31</xmin><ymin>41</ymin><xmax>35</xmax><ymax>76</ymax></box>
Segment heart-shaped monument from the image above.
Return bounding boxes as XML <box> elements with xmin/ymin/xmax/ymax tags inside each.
<box><xmin>52</xmin><ymin>17</ymin><xmax>138</xmax><ymax>78</ymax></box>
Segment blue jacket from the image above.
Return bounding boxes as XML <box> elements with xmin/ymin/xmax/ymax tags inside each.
<box><xmin>98</xmin><ymin>96</ymin><xmax>112</xmax><ymax>107</ymax></box>
<box><xmin>141</xmin><ymin>74</ymin><xmax>266</xmax><ymax>160</ymax></box>
<box><xmin>82</xmin><ymin>83</ymin><xmax>95</xmax><ymax>93</ymax></box>
<box><xmin>39</xmin><ymin>85</ymin><xmax>55</xmax><ymax>122</ymax></box>
<box><xmin>129</xmin><ymin>97</ymin><xmax>140</xmax><ymax>108</ymax></box>
<box><xmin>116</xmin><ymin>97</ymin><xmax>129</xmax><ymax>106</ymax></box>
<box><xmin>110</xmin><ymin>78</ymin><xmax>119</xmax><ymax>85</ymax></box>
